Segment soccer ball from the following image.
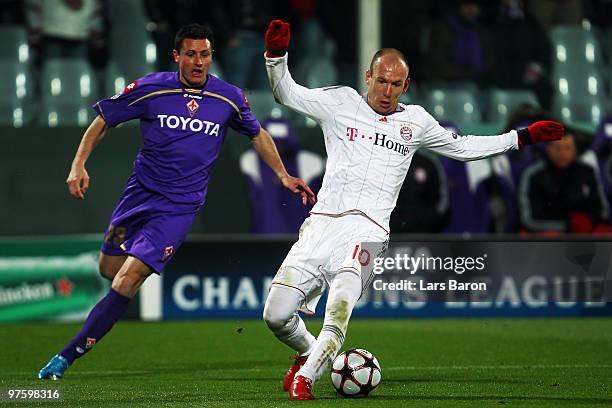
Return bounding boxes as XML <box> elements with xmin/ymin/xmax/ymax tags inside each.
<box><xmin>330</xmin><ymin>348</ymin><xmax>381</xmax><ymax>397</ymax></box>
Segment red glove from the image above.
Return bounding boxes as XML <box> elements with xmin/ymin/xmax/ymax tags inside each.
<box><xmin>265</xmin><ymin>20</ymin><xmax>290</xmax><ymax>58</ymax></box>
<box><xmin>517</xmin><ymin>121</ymin><xmax>564</xmax><ymax>148</ymax></box>
<box><xmin>569</xmin><ymin>212</ymin><xmax>593</xmax><ymax>233</ymax></box>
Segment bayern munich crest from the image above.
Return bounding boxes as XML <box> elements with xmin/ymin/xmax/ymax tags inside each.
<box><xmin>399</xmin><ymin>124</ymin><xmax>413</xmax><ymax>141</ymax></box>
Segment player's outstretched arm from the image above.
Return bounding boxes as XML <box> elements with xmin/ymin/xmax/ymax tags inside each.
<box><xmin>66</xmin><ymin>115</ymin><xmax>108</xmax><ymax>200</ymax></box>
<box><xmin>251</xmin><ymin>128</ymin><xmax>316</xmax><ymax>205</ymax></box>
<box><xmin>422</xmin><ymin>117</ymin><xmax>564</xmax><ymax>162</ymax></box>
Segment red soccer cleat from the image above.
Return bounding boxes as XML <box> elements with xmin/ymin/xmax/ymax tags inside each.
<box><xmin>289</xmin><ymin>375</ymin><xmax>315</xmax><ymax>400</ymax></box>
<box><xmin>283</xmin><ymin>354</ymin><xmax>308</xmax><ymax>391</ymax></box>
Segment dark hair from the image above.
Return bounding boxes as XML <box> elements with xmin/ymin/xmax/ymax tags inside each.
<box><xmin>174</xmin><ymin>23</ymin><xmax>214</xmax><ymax>52</ymax></box>
<box><xmin>369</xmin><ymin>48</ymin><xmax>409</xmax><ymax>77</ymax></box>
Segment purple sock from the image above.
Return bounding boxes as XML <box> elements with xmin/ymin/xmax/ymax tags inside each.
<box><xmin>59</xmin><ymin>288</ymin><xmax>131</xmax><ymax>364</ymax></box>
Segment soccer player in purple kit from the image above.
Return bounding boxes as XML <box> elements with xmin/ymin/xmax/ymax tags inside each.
<box><xmin>37</xmin><ymin>23</ymin><xmax>315</xmax><ymax>380</ymax></box>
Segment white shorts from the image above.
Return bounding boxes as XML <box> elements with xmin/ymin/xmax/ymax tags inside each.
<box><xmin>272</xmin><ymin>214</ymin><xmax>389</xmax><ymax>315</ymax></box>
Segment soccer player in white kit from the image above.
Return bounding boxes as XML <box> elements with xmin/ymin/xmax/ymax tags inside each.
<box><xmin>262</xmin><ymin>20</ymin><xmax>565</xmax><ymax>400</ymax></box>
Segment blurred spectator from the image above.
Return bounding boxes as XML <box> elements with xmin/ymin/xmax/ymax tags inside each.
<box><xmin>287</xmin><ymin>0</ymin><xmax>324</xmax><ymax>63</ymax></box>
<box><xmin>426</xmin><ymin>0</ymin><xmax>494</xmax><ymax>86</ymax></box>
<box><xmin>486</xmin><ymin>0</ymin><xmax>553</xmax><ymax>109</ymax></box>
<box><xmin>519</xmin><ymin>132</ymin><xmax>610</xmax><ymax>234</ymax></box>
<box><xmin>26</xmin><ymin>0</ymin><xmax>104</xmax><ymax>62</ymax></box>
<box><xmin>319</xmin><ymin>0</ymin><xmax>357</xmax><ymax>87</ymax></box>
<box><xmin>390</xmin><ymin>151</ymin><xmax>449</xmax><ymax>233</ymax></box>
<box><xmin>285</xmin><ymin>0</ymin><xmax>336</xmax><ymax>86</ymax></box>
<box><xmin>215</xmin><ymin>0</ymin><xmax>287</xmax><ymax>90</ymax></box>
<box><xmin>525</xmin><ymin>0</ymin><xmax>583</xmax><ymax>30</ymax></box>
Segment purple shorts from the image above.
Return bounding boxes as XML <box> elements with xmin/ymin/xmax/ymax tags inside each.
<box><xmin>101</xmin><ymin>174</ymin><xmax>199</xmax><ymax>274</ymax></box>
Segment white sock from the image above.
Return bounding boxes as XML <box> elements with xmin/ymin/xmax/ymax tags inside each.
<box><xmin>296</xmin><ymin>271</ymin><xmax>362</xmax><ymax>382</ymax></box>
<box><xmin>263</xmin><ymin>285</ymin><xmax>316</xmax><ymax>355</ymax></box>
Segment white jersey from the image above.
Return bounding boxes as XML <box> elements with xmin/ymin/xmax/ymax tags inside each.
<box><xmin>266</xmin><ymin>54</ymin><xmax>519</xmax><ymax>232</ymax></box>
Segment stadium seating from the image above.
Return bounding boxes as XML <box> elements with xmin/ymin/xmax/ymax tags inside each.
<box><xmin>103</xmin><ymin>61</ymin><xmax>127</xmax><ymax>97</ymax></box>
<box><xmin>106</xmin><ymin>0</ymin><xmax>149</xmax><ymax>28</ymax></box>
<box><xmin>400</xmin><ymin>82</ymin><xmax>420</xmax><ymax>105</ymax></box>
<box><xmin>487</xmin><ymin>89</ymin><xmax>540</xmax><ymax>124</ymax></box>
<box><xmin>549</xmin><ymin>26</ymin><xmax>603</xmax><ymax>68</ymax></box>
<box><xmin>553</xmin><ymin>94</ymin><xmax>604</xmax><ymax>128</ymax></box>
<box><xmin>38</xmin><ymin>100</ymin><xmax>97</xmax><ymax>128</ymax></box>
<box><xmin>552</xmin><ymin>63</ymin><xmax>604</xmax><ymax>100</ymax></box>
<box><xmin>548</xmin><ymin>25</ymin><xmax>607</xmax><ymax>130</ymax></box>
<box><xmin>303</xmin><ymin>37</ymin><xmax>338</xmax><ymax>89</ymax></box>
<box><xmin>39</xmin><ymin>59</ymin><xmax>98</xmax><ymax>127</ymax></box>
<box><xmin>41</xmin><ymin>59</ymin><xmax>97</xmax><ymax>102</ymax></box>
<box><xmin>550</xmin><ymin>61</ymin><xmax>605</xmax><ymax>129</ymax></box>
<box><xmin>424</xmin><ymin>88</ymin><xmax>482</xmax><ymax>127</ymax></box>
<box><xmin>435</xmin><ymin>121</ymin><xmax>519</xmax><ymax>233</ymax></box>
<box><xmin>441</xmin><ymin>155</ymin><xmax>517</xmax><ymax>233</ymax></box>
<box><xmin>245</xmin><ymin>90</ymin><xmax>291</xmax><ymax>122</ymax></box>
<box><xmin>209</xmin><ymin>62</ymin><xmax>225</xmax><ymax>80</ymax></box>
<box><xmin>109</xmin><ymin>28</ymin><xmax>157</xmax><ymax>81</ymax></box>
<box><xmin>305</xmin><ymin>58</ymin><xmax>338</xmax><ymax>89</ymax></box>
<box><xmin>0</xmin><ymin>61</ymin><xmax>32</xmax><ymax>127</ymax></box>
<box><xmin>102</xmin><ymin>61</ymin><xmax>140</xmax><ymax>127</ymax></box>
<box><xmin>0</xmin><ymin>97</ymin><xmax>26</xmax><ymax>127</ymax></box>
<box><xmin>0</xmin><ymin>25</ymin><xmax>29</xmax><ymax>64</ymax></box>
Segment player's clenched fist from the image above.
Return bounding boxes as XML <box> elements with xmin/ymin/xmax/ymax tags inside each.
<box><xmin>66</xmin><ymin>164</ymin><xmax>90</xmax><ymax>200</ymax></box>
<box><xmin>517</xmin><ymin>120</ymin><xmax>564</xmax><ymax>147</ymax></box>
<box><xmin>265</xmin><ymin>20</ymin><xmax>290</xmax><ymax>58</ymax></box>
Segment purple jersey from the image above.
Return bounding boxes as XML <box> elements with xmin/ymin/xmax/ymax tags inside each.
<box><xmin>94</xmin><ymin>72</ymin><xmax>261</xmax><ymax>205</ymax></box>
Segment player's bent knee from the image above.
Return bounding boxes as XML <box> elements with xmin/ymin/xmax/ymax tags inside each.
<box><xmin>263</xmin><ymin>297</ymin><xmax>296</xmax><ymax>332</ymax></box>
<box><xmin>263</xmin><ymin>283</ymin><xmax>303</xmax><ymax>331</ymax></box>
<box><xmin>98</xmin><ymin>254</ymin><xmax>126</xmax><ymax>281</ymax></box>
<box><xmin>263</xmin><ymin>304</ymin><xmax>292</xmax><ymax>331</ymax></box>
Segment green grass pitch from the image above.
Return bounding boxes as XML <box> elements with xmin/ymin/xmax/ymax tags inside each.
<box><xmin>1</xmin><ymin>318</ymin><xmax>611</xmax><ymax>407</ymax></box>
